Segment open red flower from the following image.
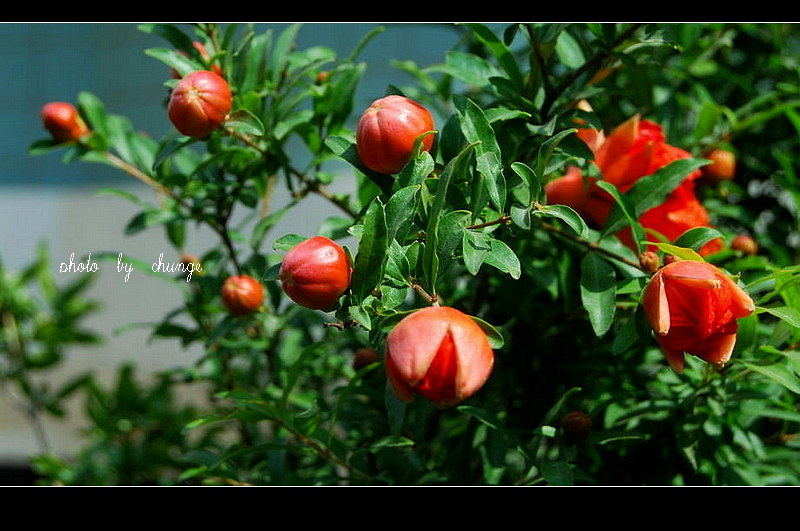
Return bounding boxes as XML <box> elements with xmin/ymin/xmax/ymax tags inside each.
<box><xmin>545</xmin><ymin>113</ymin><xmax>722</xmax><ymax>256</ymax></box>
<box><xmin>385</xmin><ymin>306</ymin><xmax>494</xmax><ymax>407</ymax></box>
<box><xmin>642</xmin><ymin>260</ymin><xmax>755</xmax><ymax>373</ymax></box>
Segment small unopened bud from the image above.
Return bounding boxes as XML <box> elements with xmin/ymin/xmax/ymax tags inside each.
<box><xmin>316</xmin><ymin>71</ymin><xmax>329</xmax><ymax>84</ymax></box>
<box><xmin>562</xmin><ymin>411</ymin><xmax>593</xmax><ymax>444</ymax></box>
<box><xmin>353</xmin><ymin>347</ymin><xmax>380</xmax><ymax>371</ymax></box>
<box><xmin>731</xmin><ymin>235</ymin><xmax>758</xmax><ymax>256</ymax></box>
<box><xmin>664</xmin><ymin>254</ymin><xmax>679</xmax><ymax>266</ymax></box>
<box><xmin>638</xmin><ymin>251</ymin><xmax>661</xmax><ymax>274</ymax></box>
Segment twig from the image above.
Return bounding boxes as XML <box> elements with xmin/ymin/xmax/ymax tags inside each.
<box><xmin>467</xmin><ymin>215</ymin><xmax>512</xmax><ymax>230</ymax></box>
<box><xmin>540</xmin><ymin>23</ymin><xmax>645</xmax><ymax>119</ymax></box>
<box><xmin>539</xmin><ymin>220</ymin><xmax>644</xmax><ymax>271</ymax></box>
<box><xmin>1</xmin><ymin>310</ymin><xmax>51</xmax><ymax>454</ymax></box>
<box><xmin>411</xmin><ymin>281</ymin><xmax>440</xmax><ymax>306</ymax></box>
<box><xmin>270</xmin><ymin>414</ymin><xmax>375</xmax><ymax>483</ymax></box>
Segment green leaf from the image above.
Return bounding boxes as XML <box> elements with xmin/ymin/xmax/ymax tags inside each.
<box><xmin>240</xmin><ymin>32</ymin><xmax>270</xmax><ymax>94</ymax></box>
<box><xmin>347</xmin><ymin>25</ymin><xmax>385</xmax><ymax>63</ymax></box>
<box><xmin>469</xmin><ymin>316</ymin><xmax>505</xmax><ymax>349</ymax></box>
<box><xmin>138</xmin><ymin>23</ymin><xmax>195</xmax><ymax>53</ymax></box>
<box><xmin>225</xmin><ymin>109</ymin><xmax>265</xmax><ymax>137</ymax></box>
<box><xmin>672</xmin><ymin>227</ymin><xmax>723</xmax><ymax>252</ymax></box>
<box><xmin>465</xmin><ymin>23</ymin><xmax>524</xmax><ymax>89</ymax></box>
<box><xmin>453</xmin><ymin>95</ymin><xmax>505</xmax><ymax>211</ymax></box>
<box><xmin>580</xmin><ymin>253</ymin><xmax>616</xmax><ymax>337</ymax></box>
<box><xmin>124</xmin><ymin>209</ymin><xmax>178</xmax><ymax>236</ymax></box>
<box><xmin>742</xmin><ymin>361</ymin><xmax>800</xmax><ymax>395</ymax></box>
<box><xmin>601</xmin><ymin>158</ymin><xmax>709</xmax><ymax>236</ymax></box>
<box><xmin>325</xmin><ymin>134</ymin><xmax>393</xmax><ymax>194</ymax></box>
<box><xmin>434</xmin><ymin>51</ymin><xmax>501</xmax><ymax>88</ymax></box>
<box><xmin>145</xmin><ymin>47</ymin><xmax>202</xmax><ymax>79</ymax></box>
<box><xmin>534</xmin><ymin>204</ymin><xmax>589</xmax><ymax>238</ymax></box>
<box><xmin>758</xmin><ymin>306</ymin><xmax>800</xmax><ymax>329</ymax></box>
<box><xmin>535</xmin><ymin>128</ymin><xmax>577</xmax><ymax>180</ymax></box>
<box><xmin>541</xmin><ymin>460</ymin><xmax>573</xmax><ymax>486</ymax></box>
<box><xmin>153</xmin><ymin>135</ymin><xmax>199</xmax><ymax>170</ymax></box>
<box><xmin>77</xmin><ymin>91</ymin><xmax>109</xmax><ymax>142</ymax></box>
<box><xmin>273</xmin><ymin>234</ymin><xmax>306</xmax><ymax>251</ymax></box>
<box><xmin>423</xmin><ymin>142</ymin><xmax>479</xmax><ymax>294</ymax></box>
<box><xmin>250</xmin><ymin>202</ymin><xmax>295</xmax><ymax>251</ymax></box>
<box><xmin>648</xmin><ymin>242</ymin><xmax>705</xmax><ymax>262</ymax></box>
<box><xmin>385</xmin><ymin>384</ymin><xmax>407</xmax><ymax>435</ymax></box>
<box><xmin>555</xmin><ymin>29</ymin><xmax>585</xmax><ymax>69</ymax></box>
<box><xmin>385</xmin><ymin>185</ymin><xmax>420</xmax><ymax>242</ymax></box>
<box><xmin>274</xmin><ymin>110</ymin><xmax>314</xmax><ymax>140</ymax></box>
<box><xmin>595</xmin><ymin>180</ymin><xmax>645</xmax><ymax>255</ymax></box>
<box><xmin>511</xmin><ymin>161</ymin><xmax>542</xmax><ymax>205</ymax></box>
<box><xmin>270</xmin><ymin>24</ymin><xmax>301</xmax><ymax>84</ymax></box>
<box><xmin>484</xmin><ymin>237</ymin><xmax>521</xmax><ymax>280</ymax></box>
<box><xmin>351</xmin><ymin>198</ymin><xmax>388</xmax><ymax>302</ymax></box>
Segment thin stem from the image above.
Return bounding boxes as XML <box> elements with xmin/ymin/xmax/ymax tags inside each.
<box><xmin>467</xmin><ymin>215</ymin><xmax>512</xmax><ymax>231</ymax></box>
<box><xmin>540</xmin><ymin>23</ymin><xmax>645</xmax><ymax>120</ymax></box>
<box><xmin>411</xmin><ymin>281</ymin><xmax>440</xmax><ymax>307</ymax></box>
<box><xmin>269</xmin><ymin>414</ymin><xmax>374</xmax><ymax>483</ymax></box>
<box><xmin>104</xmin><ymin>152</ymin><xmax>176</xmax><ymax>201</ymax></box>
<box><xmin>1</xmin><ymin>310</ymin><xmax>51</xmax><ymax>454</ymax></box>
<box><xmin>540</xmin><ymin>220</ymin><xmax>644</xmax><ymax>271</ymax></box>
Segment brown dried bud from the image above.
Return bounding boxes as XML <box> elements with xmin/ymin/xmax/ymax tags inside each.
<box><xmin>638</xmin><ymin>251</ymin><xmax>661</xmax><ymax>274</ymax></box>
<box><xmin>562</xmin><ymin>411</ymin><xmax>593</xmax><ymax>444</ymax></box>
<box><xmin>731</xmin><ymin>235</ymin><xmax>758</xmax><ymax>256</ymax></box>
<box><xmin>353</xmin><ymin>347</ymin><xmax>380</xmax><ymax>372</ymax></box>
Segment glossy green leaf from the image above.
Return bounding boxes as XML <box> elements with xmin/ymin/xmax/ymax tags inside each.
<box><xmin>673</xmin><ymin>226</ymin><xmax>724</xmax><ymax>252</ymax></box>
<box><xmin>742</xmin><ymin>361</ymin><xmax>800</xmax><ymax>395</ymax></box>
<box><xmin>225</xmin><ymin>109</ymin><xmax>265</xmax><ymax>137</ymax></box>
<box><xmin>351</xmin><ymin>198</ymin><xmax>388</xmax><ymax>302</ymax></box>
<box><xmin>595</xmin><ymin>180</ymin><xmax>645</xmax><ymax>254</ymax></box>
<box><xmin>466</xmin><ymin>23</ymin><xmax>524</xmax><ymax>89</ymax></box>
<box><xmin>511</xmin><ymin>161</ymin><xmax>542</xmax><ymax>204</ymax></box>
<box><xmin>535</xmin><ymin>128</ymin><xmax>577</xmax><ymax>184</ymax></box>
<box><xmin>470</xmin><ymin>315</ymin><xmax>505</xmax><ymax>349</ymax></box>
<box><xmin>454</xmin><ymin>95</ymin><xmax>505</xmax><ymax>211</ymax></box>
<box><xmin>534</xmin><ymin>204</ymin><xmax>589</xmax><ymax>238</ymax></box>
<box><xmin>758</xmin><ymin>306</ymin><xmax>800</xmax><ymax>329</ymax></box>
<box><xmin>138</xmin><ymin>23</ymin><xmax>195</xmax><ymax>53</ymax></box>
<box><xmin>555</xmin><ymin>29</ymin><xmax>585</xmax><ymax>69</ymax></box>
<box><xmin>649</xmin><ymin>242</ymin><xmax>705</xmax><ymax>262</ymax></box>
<box><xmin>385</xmin><ymin>185</ymin><xmax>420</xmax><ymax>243</ymax></box>
<box><xmin>601</xmin><ymin>158</ymin><xmax>709</xmax><ymax>236</ymax></box>
<box><xmin>436</xmin><ymin>51</ymin><xmax>501</xmax><ymax>88</ymax></box>
<box><xmin>580</xmin><ymin>252</ymin><xmax>616</xmax><ymax>337</ymax></box>
<box><xmin>144</xmin><ymin>47</ymin><xmax>202</xmax><ymax>79</ymax></box>
<box><xmin>423</xmin><ymin>142</ymin><xmax>479</xmax><ymax>294</ymax></box>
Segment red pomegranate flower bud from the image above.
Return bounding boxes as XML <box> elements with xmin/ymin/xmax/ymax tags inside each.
<box><xmin>168</xmin><ymin>70</ymin><xmax>232</xmax><ymax>138</ymax></box>
<box><xmin>221</xmin><ymin>274</ymin><xmax>264</xmax><ymax>316</ymax></box>
<box><xmin>385</xmin><ymin>306</ymin><xmax>495</xmax><ymax>407</ymax></box>
<box><xmin>356</xmin><ymin>95</ymin><xmax>435</xmax><ymax>175</ymax></box>
<box><xmin>279</xmin><ymin>236</ymin><xmax>352</xmax><ymax>310</ymax></box>
<box><xmin>642</xmin><ymin>260</ymin><xmax>755</xmax><ymax>373</ymax></box>
<box><xmin>702</xmin><ymin>149</ymin><xmax>736</xmax><ymax>182</ymax></box>
<box><xmin>41</xmin><ymin>102</ymin><xmax>90</xmax><ymax>143</ymax></box>
<box><xmin>561</xmin><ymin>411</ymin><xmax>593</xmax><ymax>444</ymax></box>
<box><xmin>731</xmin><ymin>234</ymin><xmax>758</xmax><ymax>256</ymax></box>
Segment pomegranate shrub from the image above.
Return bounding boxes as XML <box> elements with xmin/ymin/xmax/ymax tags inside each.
<box><xmin>18</xmin><ymin>23</ymin><xmax>800</xmax><ymax>486</ymax></box>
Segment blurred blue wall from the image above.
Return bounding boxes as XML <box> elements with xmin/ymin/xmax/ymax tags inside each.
<box><xmin>2</xmin><ymin>22</ymin><xmax>461</xmax><ymax>186</ymax></box>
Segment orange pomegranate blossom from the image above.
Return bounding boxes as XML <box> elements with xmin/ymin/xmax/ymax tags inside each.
<box><xmin>642</xmin><ymin>260</ymin><xmax>755</xmax><ymax>373</ymax></box>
